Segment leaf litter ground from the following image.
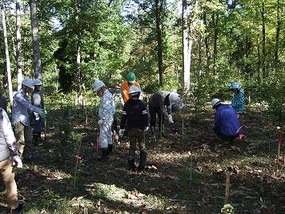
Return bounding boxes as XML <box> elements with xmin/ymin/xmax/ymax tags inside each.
<box><xmin>0</xmin><ymin>106</ymin><xmax>285</xmax><ymax>213</ymax></box>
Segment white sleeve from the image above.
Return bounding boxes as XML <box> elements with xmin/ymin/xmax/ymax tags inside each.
<box><xmin>2</xmin><ymin>110</ymin><xmax>16</xmax><ymax>144</ymax></box>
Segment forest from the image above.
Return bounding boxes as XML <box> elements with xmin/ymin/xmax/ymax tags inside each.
<box><xmin>0</xmin><ymin>0</ymin><xmax>285</xmax><ymax>213</ymax></box>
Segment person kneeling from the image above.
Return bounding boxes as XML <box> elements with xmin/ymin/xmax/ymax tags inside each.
<box><xmin>212</xmin><ymin>98</ymin><xmax>241</xmax><ymax>142</ymax></box>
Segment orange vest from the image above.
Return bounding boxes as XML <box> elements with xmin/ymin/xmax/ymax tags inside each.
<box><xmin>121</xmin><ymin>81</ymin><xmax>140</xmax><ymax>104</ymax></box>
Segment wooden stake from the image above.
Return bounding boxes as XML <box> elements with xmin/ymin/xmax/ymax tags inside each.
<box><xmin>276</xmin><ymin>130</ymin><xmax>284</xmax><ymax>169</ymax></box>
<box><xmin>224</xmin><ymin>168</ymin><xmax>231</xmax><ymax>205</ymax></box>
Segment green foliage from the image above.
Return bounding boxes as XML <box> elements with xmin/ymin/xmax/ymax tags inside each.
<box><xmin>255</xmin><ymin>74</ymin><xmax>285</xmax><ymax>119</ymax></box>
<box><xmin>221</xmin><ymin>204</ymin><xmax>234</xmax><ymax>214</ymax></box>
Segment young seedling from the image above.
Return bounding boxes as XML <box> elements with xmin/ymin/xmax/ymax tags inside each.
<box><xmin>74</xmin><ymin>139</ymin><xmax>83</xmax><ymax>188</ymax></box>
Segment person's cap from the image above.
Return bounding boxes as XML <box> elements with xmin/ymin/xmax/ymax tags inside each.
<box><xmin>93</xmin><ymin>80</ymin><xmax>105</xmax><ymax>92</ymax></box>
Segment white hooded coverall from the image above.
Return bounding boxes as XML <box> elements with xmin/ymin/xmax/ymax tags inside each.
<box><xmin>98</xmin><ymin>90</ymin><xmax>115</xmax><ymax>148</ymax></box>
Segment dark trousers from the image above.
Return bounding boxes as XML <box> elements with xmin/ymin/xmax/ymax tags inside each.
<box><xmin>149</xmin><ymin>106</ymin><xmax>164</xmax><ymax>130</ymax></box>
<box><xmin>213</xmin><ymin>128</ymin><xmax>239</xmax><ymax>142</ymax></box>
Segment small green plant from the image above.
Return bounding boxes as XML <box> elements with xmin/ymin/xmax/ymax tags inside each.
<box><xmin>221</xmin><ymin>203</ymin><xmax>234</xmax><ymax>214</ymax></box>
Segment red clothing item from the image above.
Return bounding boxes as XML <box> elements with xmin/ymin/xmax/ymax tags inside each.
<box><xmin>121</xmin><ymin>81</ymin><xmax>140</xmax><ymax>104</ymax></box>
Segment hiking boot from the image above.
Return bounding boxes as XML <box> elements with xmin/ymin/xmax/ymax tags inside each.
<box><xmin>10</xmin><ymin>200</ymin><xmax>25</xmax><ymax>214</ymax></box>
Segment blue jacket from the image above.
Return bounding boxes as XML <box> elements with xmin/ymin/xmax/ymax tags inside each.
<box><xmin>214</xmin><ymin>104</ymin><xmax>241</xmax><ymax>137</ymax></box>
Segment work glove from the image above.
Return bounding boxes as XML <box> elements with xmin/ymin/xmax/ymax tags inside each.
<box><xmin>144</xmin><ymin>126</ymin><xmax>149</xmax><ymax>132</ymax></box>
<box><xmin>118</xmin><ymin>129</ymin><xmax>124</xmax><ymax>137</ymax></box>
<box><xmin>98</xmin><ymin>119</ymin><xmax>103</xmax><ymax>125</ymax></box>
<box><xmin>13</xmin><ymin>156</ymin><xmax>23</xmax><ymax>168</ymax></box>
<box><xmin>37</xmin><ymin>110</ymin><xmax>46</xmax><ymax>119</ymax></box>
<box><xmin>168</xmin><ymin>115</ymin><xmax>174</xmax><ymax>124</ymax></box>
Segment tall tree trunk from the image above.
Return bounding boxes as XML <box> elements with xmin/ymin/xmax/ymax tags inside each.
<box><xmin>203</xmin><ymin>10</ymin><xmax>210</xmax><ymax>75</ymax></box>
<box><xmin>155</xmin><ymin>0</ymin><xmax>163</xmax><ymax>86</ymax></box>
<box><xmin>73</xmin><ymin>0</ymin><xmax>85</xmax><ymax>106</ymax></box>
<box><xmin>30</xmin><ymin>0</ymin><xmax>42</xmax><ymax>79</ymax></box>
<box><xmin>1</xmin><ymin>4</ymin><xmax>13</xmax><ymax>104</ymax></box>
<box><xmin>16</xmin><ymin>0</ymin><xmax>23</xmax><ymax>89</ymax></box>
<box><xmin>274</xmin><ymin>0</ymin><xmax>281</xmax><ymax>73</ymax></box>
<box><xmin>182</xmin><ymin>0</ymin><xmax>192</xmax><ymax>92</ymax></box>
<box><xmin>212</xmin><ymin>12</ymin><xmax>218</xmax><ymax>76</ymax></box>
<box><xmin>261</xmin><ymin>2</ymin><xmax>266</xmax><ymax>78</ymax></box>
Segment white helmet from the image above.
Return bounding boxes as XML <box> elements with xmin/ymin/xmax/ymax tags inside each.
<box><xmin>22</xmin><ymin>78</ymin><xmax>34</xmax><ymax>89</ymax></box>
<box><xmin>34</xmin><ymin>79</ymin><xmax>43</xmax><ymax>86</ymax></box>
<box><xmin>93</xmin><ymin>80</ymin><xmax>105</xmax><ymax>92</ymax></box>
<box><xmin>169</xmin><ymin>91</ymin><xmax>183</xmax><ymax>111</ymax></box>
<box><xmin>128</xmin><ymin>85</ymin><xmax>141</xmax><ymax>95</ymax></box>
<box><xmin>211</xmin><ymin>98</ymin><xmax>221</xmax><ymax>108</ymax></box>
<box><xmin>169</xmin><ymin>91</ymin><xmax>181</xmax><ymax>105</ymax></box>
<box><xmin>129</xmin><ymin>85</ymin><xmax>141</xmax><ymax>98</ymax></box>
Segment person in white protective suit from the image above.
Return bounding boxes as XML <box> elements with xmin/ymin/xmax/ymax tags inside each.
<box><xmin>93</xmin><ymin>80</ymin><xmax>116</xmax><ymax>160</ymax></box>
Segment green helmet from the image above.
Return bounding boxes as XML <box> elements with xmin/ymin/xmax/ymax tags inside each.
<box><xmin>126</xmin><ymin>72</ymin><xmax>136</xmax><ymax>83</ymax></box>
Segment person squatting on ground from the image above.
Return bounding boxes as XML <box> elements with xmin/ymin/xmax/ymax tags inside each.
<box><xmin>31</xmin><ymin>79</ymin><xmax>45</xmax><ymax>146</ymax></box>
<box><xmin>12</xmin><ymin>78</ymin><xmax>46</xmax><ymax>161</ymax></box>
<box><xmin>121</xmin><ymin>72</ymin><xmax>141</xmax><ymax>105</ymax></box>
<box><xmin>119</xmin><ymin>86</ymin><xmax>149</xmax><ymax>171</ymax></box>
<box><xmin>0</xmin><ymin>107</ymin><xmax>25</xmax><ymax>213</ymax></box>
<box><xmin>229</xmin><ymin>82</ymin><xmax>245</xmax><ymax>118</ymax></box>
<box><xmin>212</xmin><ymin>98</ymin><xmax>242</xmax><ymax>142</ymax></box>
<box><xmin>93</xmin><ymin>80</ymin><xmax>116</xmax><ymax>161</ymax></box>
<box><xmin>148</xmin><ymin>90</ymin><xmax>182</xmax><ymax>139</ymax></box>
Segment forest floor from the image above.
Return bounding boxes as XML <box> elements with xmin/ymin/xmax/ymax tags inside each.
<box><xmin>0</xmin><ymin>101</ymin><xmax>285</xmax><ymax>214</ymax></box>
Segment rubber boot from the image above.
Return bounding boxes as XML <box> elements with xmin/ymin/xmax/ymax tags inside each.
<box><xmin>159</xmin><ymin>125</ymin><xmax>165</xmax><ymax>138</ymax></box>
<box><xmin>138</xmin><ymin>151</ymin><xmax>147</xmax><ymax>171</ymax></box>
<box><xmin>107</xmin><ymin>144</ymin><xmax>113</xmax><ymax>156</ymax></box>
<box><xmin>32</xmin><ymin>133</ymin><xmax>39</xmax><ymax>146</ymax></box>
<box><xmin>128</xmin><ymin>159</ymin><xmax>135</xmax><ymax>171</ymax></box>
<box><xmin>98</xmin><ymin>148</ymin><xmax>108</xmax><ymax>161</ymax></box>
<box><xmin>150</xmin><ymin>126</ymin><xmax>156</xmax><ymax>139</ymax></box>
